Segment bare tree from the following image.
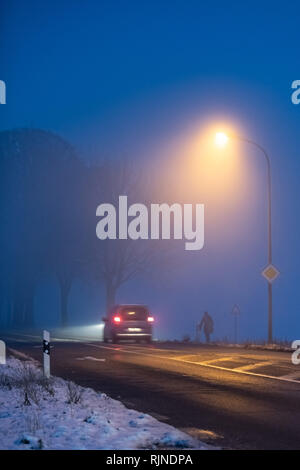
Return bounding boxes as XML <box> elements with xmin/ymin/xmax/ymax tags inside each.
<box><xmin>88</xmin><ymin>161</ymin><xmax>170</xmax><ymax>312</ymax></box>
<box><xmin>99</xmin><ymin>238</ymin><xmax>158</xmax><ymax>311</ymax></box>
<box><xmin>0</xmin><ymin>128</ymin><xmax>86</xmax><ymax>328</ymax></box>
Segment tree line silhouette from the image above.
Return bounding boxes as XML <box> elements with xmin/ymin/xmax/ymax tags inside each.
<box><xmin>0</xmin><ymin>128</ymin><xmax>167</xmax><ymax>329</ymax></box>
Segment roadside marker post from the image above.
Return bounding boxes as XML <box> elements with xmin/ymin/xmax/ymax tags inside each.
<box><xmin>43</xmin><ymin>330</ymin><xmax>50</xmax><ymax>378</ymax></box>
<box><xmin>0</xmin><ymin>340</ymin><xmax>6</xmax><ymax>364</ymax></box>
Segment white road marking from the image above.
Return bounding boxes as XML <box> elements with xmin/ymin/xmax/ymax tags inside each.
<box><xmin>279</xmin><ymin>371</ymin><xmax>300</xmax><ymax>380</ymax></box>
<box><xmin>76</xmin><ymin>356</ymin><xmax>106</xmax><ymax>362</ymax></box>
<box><xmin>235</xmin><ymin>361</ymin><xmax>274</xmax><ymax>371</ymax></box>
<box><xmin>7</xmin><ymin>348</ymin><xmax>33</xmax><ymax>360</ymax></box>
<box><xmin>85</xmin><ymin>343</ymin><xmax>300</xmax><ymax>385</ymax></box>
<box><xmin>4</xmin><ymin>332</ymin><xmax>98</xmax><ymax>343</ymax></box>
<box><xmin>6</xmin><ymin>336</ymin><xmax>300</xmax><ymax>386</ymax></box>
<box><xmin>172</xmin><ymin>357</ymin><xmax>300</xmax><ymax>384</ymax></box>
<box><xmin>86</xmin><ymin>342</ymin><xmax>185</xmax><ymax>354</ymax></box>
<box><xmin>199</xmin><ymin>356</ymin><xmax>234</xmax><ymax>365</ymax></box>
<box><xmin>149</xmin><ymin>412</ymin><xmax>170</xmax><ymax>422</ymax></box>
<box><xmin>180</xmin><ymin>427</ymin><xmax>221</xmax><ymax>441</ymax></box>
<box><xmin>4</xmin><ymin>333</ymin><xmax>82</xmax><ymax>343</ymax></box>
<box><xmin>87</xmin><ymin>344</ymin><xmax>124</xmax><ymax>351</ymax></box>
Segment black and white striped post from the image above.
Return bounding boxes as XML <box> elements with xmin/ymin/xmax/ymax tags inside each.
<box><xmin>43</xmin><ymin>330</ymin><xmax>50</xmax><ymax>378</ymax></box>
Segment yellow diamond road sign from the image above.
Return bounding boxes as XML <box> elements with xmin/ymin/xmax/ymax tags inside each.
<box><xmin>262</xmin><ymin>264</ymin><xmax>280</xmax><ymax>283</ymax></box>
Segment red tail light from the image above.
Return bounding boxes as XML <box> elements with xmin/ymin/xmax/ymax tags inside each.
<box><xmin>147</xmin><ymin>316</ymin><xmax>154</xmax><ymax>322</ymax></box>
<box><xmin>113</xmin><ymin>316</ymin><xmax>121</xmax><ymax>323</ymax></box>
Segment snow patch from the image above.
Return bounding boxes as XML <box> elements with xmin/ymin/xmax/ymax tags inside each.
<box><xmin>0</xmin><ymin>357</ymin><xmax>214</xmax><ymax>450</ymax></box>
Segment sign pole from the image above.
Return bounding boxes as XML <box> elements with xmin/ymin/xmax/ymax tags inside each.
<box><xmin>43</xmin><ymin>330</ymin><xmax>50</xmax><ymax>378</ymax></box>
<box><xmin>232</xmin><ymin>305</ymin><xmax>240</xmax><ymax>345</ymax></box>
<box><xmin>234</xmin><ymin>314</ymin><xmax>238</xmax><ymax>344</ymax></box>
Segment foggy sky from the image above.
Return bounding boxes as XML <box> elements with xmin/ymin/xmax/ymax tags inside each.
<box><xmin>1</xmin><ymin>0</ymin><xmax>300</xmax><ymax>341</ymax></box>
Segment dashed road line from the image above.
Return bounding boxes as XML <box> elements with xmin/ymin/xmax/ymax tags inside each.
<box><xmin>76</xmin><ymin>356</ymin><xmax>106</xmax><ymax>362</ymax></box>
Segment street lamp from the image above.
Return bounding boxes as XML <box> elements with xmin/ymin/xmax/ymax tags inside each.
<box><xmin>215</xmin><ymin>132</ymin><xmax>229</xmax><ymax>148</ymax></box>
<box><xmin>215</xmin><ymin>132</ymin><xmax>278</xmax><ymax>343</ymax></box>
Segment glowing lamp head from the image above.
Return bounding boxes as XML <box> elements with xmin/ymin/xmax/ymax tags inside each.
<box><xmin>113</xmin><ymin>316</ymin><xmax>121</xmax><ymax>323</ymax></box>
<box><xmin>147</xmin><ymin>316</ymin><xmax>154</xmax><ymax>322</ymax></box>
<box><xmin>215</xmin><ymin>132</ymin><xmax>229</xmax><ymax>148</ymax></box>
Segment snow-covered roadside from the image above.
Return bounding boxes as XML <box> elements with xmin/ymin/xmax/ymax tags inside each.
<box><xmin>0</xmin><ymin>357</ymin><xmax>213</xmax><ymax>450</ymax></box>
<box><xmin>212</xmin><ymin>342</ymin><xmax>293</xmax><ymax>352</ymax></box>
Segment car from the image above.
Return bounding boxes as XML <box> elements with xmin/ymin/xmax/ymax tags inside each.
<box><xmin>102</xmin><ymin>304</ymin><xmax>154</xmax><ymax>343</ymax></box>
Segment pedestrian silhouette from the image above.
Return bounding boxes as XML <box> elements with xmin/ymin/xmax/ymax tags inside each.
<box><xmin>198</xmin><ymin>312</ymin><xmax>214</xmax><ymax>343</ymax></box>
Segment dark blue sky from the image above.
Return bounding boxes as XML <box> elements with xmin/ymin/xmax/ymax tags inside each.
<box><xmin>1</xmin><ymin>0</ymin><xmax>300</xmax><ymax>340</ymax></box>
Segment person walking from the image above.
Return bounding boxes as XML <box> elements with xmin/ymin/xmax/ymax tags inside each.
<box><xmin>198</xmin><ymin>311</ymin><xmax>214</xmax><ymax>343</ymax></box>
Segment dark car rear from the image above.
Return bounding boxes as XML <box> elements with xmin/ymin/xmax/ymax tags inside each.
<box><xmin>103</xmin><ymin>304</ymin><xmax>154</xmax><ymax>343</ymax></box>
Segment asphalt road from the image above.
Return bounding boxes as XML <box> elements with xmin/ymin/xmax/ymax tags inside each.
<box><xmin>3</xmin><ymin>332</ymin><xmax>300</xmax><ymax>450</ymax></box>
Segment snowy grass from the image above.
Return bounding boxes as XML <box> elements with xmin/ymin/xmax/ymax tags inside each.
<box><xmin>211</xmin><ymin>338</ymin><xmax>293</xmax><ymax>352</ymax></box>
<box><xmin>164</xmin><ymin>338</ymin><xmax>293</xmax><ymax>352</ymax></box>
<box><xmin>0</xmin><ymin>357</ymin><xmax>212</xmax><ymax>450</ymax></box>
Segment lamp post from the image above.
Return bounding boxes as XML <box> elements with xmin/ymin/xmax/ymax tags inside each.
<box><xmin>215</xmin><ymin>132</ymin><xmax>278</xmax><ymax>343</ymax></box>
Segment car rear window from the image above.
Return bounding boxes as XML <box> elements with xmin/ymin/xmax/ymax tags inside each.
<box><xmin>119</xmin><ymin>306</ymin><xmax>148</xmax><ymax>321</ymax></box>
